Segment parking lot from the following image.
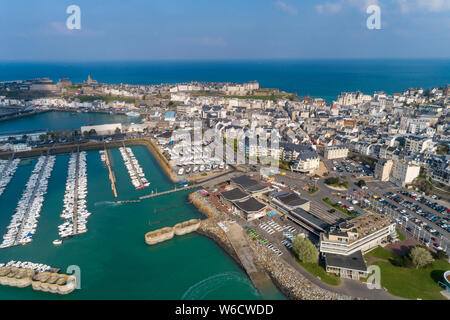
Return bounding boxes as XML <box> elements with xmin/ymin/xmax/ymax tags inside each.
<box><xmin>327</xmin><ymin>158</ymin><xmax>373</xmax><ymax>177</ymax></box>
<box><xmin>345</xmin><ymin>190</ymin><xmax>450</xmax><ymax>254</ymax></box>
<box><xmin>245</xmin><ymin>213</ymin><xmax>318</xmax><ymax>259</ymax></box>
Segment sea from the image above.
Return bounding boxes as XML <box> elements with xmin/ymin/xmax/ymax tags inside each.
<box><xmin>0</xmin><ymin>60</ymin><xmax>448</xmax><ymax>299</ymax></box>
<box><xmin>0</xmin><ymin>59</ymin><xmax>449</xmax><ymax>103</ymax></box>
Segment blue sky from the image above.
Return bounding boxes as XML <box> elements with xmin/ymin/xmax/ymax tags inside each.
<box><xmin>0</xmin><ymin>0</ymin><xmax>449</xmax><ymax>61</ymax></box>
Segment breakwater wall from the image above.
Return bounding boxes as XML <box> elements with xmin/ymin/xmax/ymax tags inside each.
<box><xmin>145</xmin><ymin>219</ymin><xmax>201</xmax><ymax>245</ymax></box>
<box><xmin>0</xmin><ymin>266</ymin><xmax>77</xmax><ymax>295</ymax></box>
<box><xmin>0</xmin><ymin>110</ymin><xmax>49</xmax><ymax>122</ymax></box>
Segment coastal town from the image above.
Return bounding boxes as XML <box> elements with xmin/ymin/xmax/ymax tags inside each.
<box><xmin>0</xmin><ymin>77</ymin><xmax>450</xmax><ymax>300</ymax></box>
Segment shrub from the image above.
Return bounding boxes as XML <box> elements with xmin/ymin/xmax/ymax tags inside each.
<box><xmin>293</xmin><ymin>236</ymin><xmax>318</xmax><ymax>264</ymax></box>
<box><xmin>410</xmin><ymin>246</ymin><xmax>434</xmax><ymax>268</ymax></box>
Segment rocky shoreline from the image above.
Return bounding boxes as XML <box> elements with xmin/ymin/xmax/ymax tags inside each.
<box><xmin>189</xmin><ymin>191</ymin><xmax>352</xmax><ymax>300</ymax></box>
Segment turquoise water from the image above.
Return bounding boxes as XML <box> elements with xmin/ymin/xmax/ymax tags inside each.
<box><xmin>0</xmin><ymin>111</ymin><xmax>137</xmax><ymax>133</ymax></box>
<box><xmin>0</xmin><ymin>60</ymin><xmax>449</xmax><ymax>102</ymax></box>
<box><xmin>0</xmin><ymin>142</ymin><xmax>284</xmax><ymax>299</ymax></box>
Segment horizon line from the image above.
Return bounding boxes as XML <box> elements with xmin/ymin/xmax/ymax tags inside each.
<box><xmin>1</xmin><ymin>57</ymin><xmax>450</xmax><ymax>64</ymax></box>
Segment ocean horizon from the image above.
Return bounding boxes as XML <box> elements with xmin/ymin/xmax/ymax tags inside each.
<box><xmin>1</xmin><ymin>59</ymin><xmax>449</xmax><ymax>103</ymax></box>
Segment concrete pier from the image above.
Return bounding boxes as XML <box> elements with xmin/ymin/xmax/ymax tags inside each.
<box><xmin>104</xmin><ymin>147</ymin><xmax>118</xmax><ymax>198</ymax></box>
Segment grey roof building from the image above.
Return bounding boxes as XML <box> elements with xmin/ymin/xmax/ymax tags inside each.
<box><xmin>231</xmin><ymin>175</ymin><xmax>268</xmax><ymax>194</ymax></box>
<box><xmin>220</xmin><ymin>188</ymin><xmax>250</xmax><ymax>202</ymax></box>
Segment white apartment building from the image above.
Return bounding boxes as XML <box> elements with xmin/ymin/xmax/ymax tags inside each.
<box><xmin>81</xmin><ymin>123</ymin><xmax>122</xmax><ymax>136</ymax></box>
<box><xmin>374</xmin><ymin>159</ymin><xmax>393</xmax><ymax>182</ymax></box>
<box><xmin>389</xmin><ymin>160</ymin><xmax>421</xmax><ymax>187</ymax></box>
<box><xmin>290</xmin><ymin>150</ymin><xmax>320</xmax><ymax>174</ymax></box>
<box><xmin>320</xmin><ymin>214</ymin><xmax>396</xmax><ymax>257</ymax></box>
<box><xmin>324</xmin><ymin>146</ymin><xmax>349</xmax><ymax>160</ymax></box>
<box><xmin>404</xmin><ymin>136</ymin><xmax>435</xmax><ymax>153</ymax></box>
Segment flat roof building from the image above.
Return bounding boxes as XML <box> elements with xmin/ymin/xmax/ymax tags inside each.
<box><xmin>233</xmin><ymin>197</ymin><xmax>267</xmax><ymax>221</ymax></box>
<box><xmin>324</xmin><ymin>251</ymin><xmax>368</xmax><ymax>280</ymax></box>
<box><xmin>320</xmin><ymin>213</ymin><xmax>396</xmax><ymax>257</ymax></box>
<box><xmin>230</xmin><ymin>175</ymin><xmax>268</xmax><ymax>194</ymax></box>
<box><xmin>320</xmin><ymin>213</ymin><xmax>395</xmax><ymax>280</ymax></box>
<box><xmin>220</xmin><ymin>188</ymin><xmax>250</xmax><ymax>202</ymax></box>
<box><xmin>288</xmin><ymin>208</ymin><xmax>329</xmax><ymax>235</ymax></box>
<box><xmin>269</xmin><ymin>190</ymin><xmax>311</xmax><ymax>212</ymax></box>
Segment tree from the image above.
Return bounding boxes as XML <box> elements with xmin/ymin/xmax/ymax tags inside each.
<box><xmin>83</xmin><ymin>131</ymin><xmax>90</xmax><ymax>138</ymax></box>
<box><xmin>325</xmin><ymin>177</ymin><xmax>339</xmax><ymax>185</ymax></box>
<box><xmin>39</xmin><ymin>134</ymin><xmax>47</xmax><ymax>141</ymax></box>
<box><xmin>292</xmin><ymin>236</ymin><xmax>318</xmax><ymax>264</ymax></box>
<box><xmin>89</xmin><ymin>129</ymin><xmax>97</xmax><ymax>136</ymax></box>
<box><xmin>115</xmin><ymin>127</ymin><xmax>121</xmax><ymax>134</ymax></box>
<box><xmin>358</xmin><ymin>180</ymin><xmax>366</xmax><ymax>187</ymax></box>
<box><xmin>409</xmin><ymin>246</ymin><xmax>433</xmax><ymax>268</ymax></box>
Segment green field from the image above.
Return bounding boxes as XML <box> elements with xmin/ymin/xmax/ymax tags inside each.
<box><xmin>373</xmin><ymin>259</ymin><xmax>449</xmax><ymax>300</ymax></box>
<box><xmin>365</xmin><ymin>246</ymin><xmax>397</xmax><ymax>261</ymax></box>
<box><xmin>365</xmin><ymin>246</ymin><xmax>450</xmax><ymax>300</ymax></box>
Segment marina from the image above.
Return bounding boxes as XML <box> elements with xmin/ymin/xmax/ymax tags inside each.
<box><xmin>0</xmin><ymin>158</ymin><xmax>20</xmax><ymax>196</ymax></box>
<box><xmin>0</xmin><ymin>155</ymin><xmax>55</xmax><ymax>248</ymax></box>
<box><xmin>119</xmin><ymin>146</ymin><xmax>150</xmax><ymax>190</ymax></box>
<box><xmin>0</xmin><ymin>120</ymin><xmax>271</xmax><ymax>300</ymax></box>
<box><xmin>57</xmin><ymin>150</ymin><xmax>91</xmax><ymax>239</ymax></box>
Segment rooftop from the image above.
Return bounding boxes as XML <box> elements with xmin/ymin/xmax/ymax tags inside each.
<box><xmin>220</xmin><ymin>188</ymin><xmax>250</xmax><ymax>202</ymax></box>
<box><xmin>275</xmin><ymin>192</ymin><xmax>309</xmax><ymax>208</ymax></box>
<box><xmin>325</xmin><ymin>251</ymin><xmax>367</xmax><ymax>272</ymax></box>
<box><xmin>231</xmin><ymin>175</ymin><xmax>268</xmax><ymax>193</ymax></box>
<box><xmin>234</xmin><ymin>197</ymin><xmax>267</xmax><ymax>214</ymax></box>
<box><xmin>289</xmin><ymin>208</ymin><xmax>329</xmax><ymax>232</ymax></box>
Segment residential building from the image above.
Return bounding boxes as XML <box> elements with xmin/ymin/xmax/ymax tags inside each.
<box><xmin>324</xmin><ymin>146</ymin><xmax>349</xmax><ymax>160</ymax></box>
<box><xmin>374</xmin><ymin>159</ymin><xmax>393</xmax><ymax>181</ymax></box>
<box><xmin>320</xmin><ymin>214</ymin><xmax>396</xmax><ymax>280</ymax></box>
<box><xmin>389</xmin><ymin>160</ymin><xmax>421</xmax><ymax>187</ymax></box>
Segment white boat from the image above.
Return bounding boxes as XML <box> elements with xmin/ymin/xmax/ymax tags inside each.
<box><xmin>53</xmin><ymin>239</ymin><xmax>62</xmax><ymax>245</ymax></box>
<box><xmin>126</xmin><ymin>111</ymin><xmax>140</xmax><ymax>117</ymax></box>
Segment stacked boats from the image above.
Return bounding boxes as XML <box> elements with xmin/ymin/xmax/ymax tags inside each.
<box><xmin>119</xmin><ymin>147</ymin><xmax>150</xmax><ymax>190</ymax></box>
<box><xmin>0</xmin><ymin>260</ymin><xmax>53</xmax><ymax>273</ymax></box>
<box><xmin>0</xmin><ymin>155</ymin><xmax>55</xmax><ymax>248</ymax></box>
<box><xmin>57</xmin><ymin>151</ymin><xmax>91</xmax><ymax>239</ymax></box>
<box><xmin>0</xmin><ymin>159</ymin><xmax>20</xmax><ymax>196</ymax></box>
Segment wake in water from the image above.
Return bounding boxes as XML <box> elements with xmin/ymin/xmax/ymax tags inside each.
<box><xmin>181</xmin><ymin>272</ymin><xmax>258</xmax><ymax>300</ymax></box>
<box><xmin>94</xmin><ymin>201</ymin><xmax>120</xmax><ymax>208</ymax></box>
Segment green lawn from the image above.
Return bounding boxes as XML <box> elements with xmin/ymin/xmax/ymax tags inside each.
<box><xmin>373</xmin><ymin>259</ymin><xmax>450</xmax><ymax>300</ymax></box>
<box><xmin>365</xmin><ymin>245</ymin><xmax>450</xmax><ymax>300</ymax></box>
<box><xmin>296</xmin><ymin>258</ymin><xmax>340</xmax><ymax>286</ymax></box>
<box><xmin>365</xmin><ymin>246</ymin><xmax>397</xmax><ymax>261</ymax></box>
